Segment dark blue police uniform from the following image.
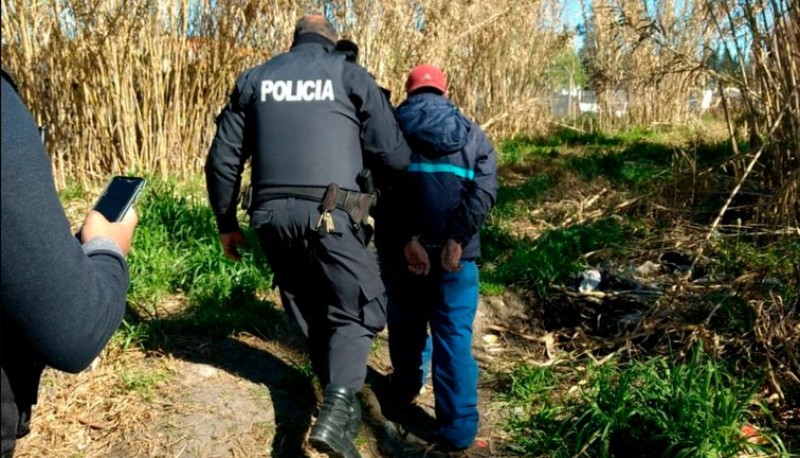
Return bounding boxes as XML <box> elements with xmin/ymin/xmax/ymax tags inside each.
<box><xmin>205</xmin><ymin>31</ymin><xmax>410</xmax><ymax>458</ymax></box>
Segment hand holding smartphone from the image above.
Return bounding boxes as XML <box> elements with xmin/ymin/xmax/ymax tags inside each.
<box><xmin>92</xmin><ymin>176</ymin><xmax>147</xmax><ymax>222</ymax></box>
<box><xmin>76</xmin><ymin>177</ymin><xmax>145</xmax><ymax>253</ymax></box>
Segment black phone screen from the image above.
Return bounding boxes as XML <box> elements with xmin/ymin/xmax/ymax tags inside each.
<box><xmin>93</xmin><ymin>177</ymin><xmax>146</xmax><ymax>222</ymax></box>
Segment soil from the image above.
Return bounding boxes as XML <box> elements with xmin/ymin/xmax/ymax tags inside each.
<box><xmin>14</xmin><ymin>295</ymin><xmax>534</xmax><ymax>458</ymax></box>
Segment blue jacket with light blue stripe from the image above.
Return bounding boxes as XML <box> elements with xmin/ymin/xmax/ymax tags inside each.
<box><xmin>395</xmin><ymin>92</ymin><xmax>497</xmax><ymax>259</ymax></box>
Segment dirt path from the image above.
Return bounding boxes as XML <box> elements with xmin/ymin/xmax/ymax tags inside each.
<box><xmin>15</xmin><ymin>296</ymin><xmax>527</xmax><ymax>458</ymax></box>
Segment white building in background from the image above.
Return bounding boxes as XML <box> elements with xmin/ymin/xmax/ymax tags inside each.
<box><xmin>549</xmin><ymin>87</ymin><xmax>740</xmax><ymax>118</ymax></box>
<box><xmin>688</xmin><ymin>89</ymin><xmax>714</xmax><ymax>111</ymax></box>
<box><xmin>549</xmin><ymin>89</ymin><xmax>619</xmax><ymax>117</ymax></box>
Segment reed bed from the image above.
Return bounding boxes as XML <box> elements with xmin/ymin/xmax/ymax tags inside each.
<box><xmin>2</xmin><ymin>0</ymin><xmax>567</xmax><ymax>188</ymax></box>
<box><xmin>581</xmin><ymin>0</ymin><xmax>798</xmax><ymax>226</ymax></box>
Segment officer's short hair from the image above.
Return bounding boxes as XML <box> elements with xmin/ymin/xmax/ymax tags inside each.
<box><xmin>294</xmin><ymin>15</ymin><xmax>337</xmax><ymax>43</ymax></box>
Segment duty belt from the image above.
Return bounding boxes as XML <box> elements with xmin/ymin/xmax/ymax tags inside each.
<box><xmin>255</xmin><ymin>185</ymin><xmax>356</xmax><ymax>208</ymax></box>
<box><xmin>255</xmin><ymin>185</ymin><xmax>377</xmax><ymax>232</ymax></box>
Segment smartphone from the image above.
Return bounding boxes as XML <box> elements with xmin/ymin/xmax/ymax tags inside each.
<box><xmin>92</xmin><ymin>176</ymin><xmax>147</xmax><ymax>222</ymax></box>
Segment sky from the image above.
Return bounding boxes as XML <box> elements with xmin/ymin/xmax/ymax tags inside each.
<box><xmin>561</xmin><ymin>0</ymin><xmax>586</xmax><ymax>50</ymax></box>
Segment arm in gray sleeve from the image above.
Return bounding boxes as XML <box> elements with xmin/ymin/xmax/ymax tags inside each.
<box><xmin>1</xmin><ymin>78</ymin><xmax>130</xmax><ymax>373</ymax></box>
<box><xmin>205</xmin><ymin>72</ymin><xmax>254</xmax><ymax>233</ymax></box>
<box><xmin>447</xmin><ymin>130</ymin><xmax>498</xmax><ymax>244</ymax></box>
<box><xmin>343</xmin><ymin>63</ymin><xmax>411</xmax><ymax>173</ymax></box>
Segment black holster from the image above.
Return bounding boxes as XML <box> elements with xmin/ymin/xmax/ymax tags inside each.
<box><xmin>241</xmin><ymin>184</ymin><xmax>253</xmax><ymax>212</ymax></box>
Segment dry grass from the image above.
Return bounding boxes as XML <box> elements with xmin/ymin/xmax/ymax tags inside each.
<box><xmin>2</xmin><ymin>0</ymin><xmax>568</xmax><ymax>189</ymax></box>
<box><xmin>580</xmin><ymin>0</ymin><xmax>799</xmax><ymax>228</ymax></box>
<box><xmin>579</xmin><ymin>0</ymin><xmax>717</xmax><ymax>128</ymax></box>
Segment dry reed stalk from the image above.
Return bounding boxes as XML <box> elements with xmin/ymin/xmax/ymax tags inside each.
<box><xmin>579</xmin><ymin>0</ymin><xmax>717</xmax><ymax>130</ymax></box>
<box><xmin>2</xmin><ymin>0</ymin><xmax>568</xmax><ymax>189</ymax></box>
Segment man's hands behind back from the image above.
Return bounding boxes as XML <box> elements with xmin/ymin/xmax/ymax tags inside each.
<box><xmin>404</xmin><ymin>239</ymin><xmax>430</xmax><ymax>275</ymax></box>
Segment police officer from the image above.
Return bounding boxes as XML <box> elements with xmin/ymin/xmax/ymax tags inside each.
<box><xmin>204</xmin><ymin>15</ymin><xmax>411</xmax><ymax>458</ymax></box>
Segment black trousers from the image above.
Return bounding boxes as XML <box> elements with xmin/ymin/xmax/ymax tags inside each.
<box><xmin>253</xmin><ymin>198</ymin><xmax>386</xmax><ymax>390</ymax></box>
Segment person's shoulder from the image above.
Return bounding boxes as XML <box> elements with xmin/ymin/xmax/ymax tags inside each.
<box><xmin>467</xmin><ymin>118</ymin><xmax>493</xmax><ymax>149</ymax></box>
<box><xmin>1</xmin><ymin>68</ymin><xmax>19</xmax><ymax>92</ymax></box>
<box><xmin>340</xmin><ymin>59</ymin><xmax>376</xmax><ymax>85</ymax></box>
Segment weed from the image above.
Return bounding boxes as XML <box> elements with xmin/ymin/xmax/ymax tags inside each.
<box><xmin>120</xmin><ymin>368</ymin><xmax>169</xmax><ymax>401</ymax></box>
<box><xmin>565</xmin><ymin>141</ymin><xmax>674</xmax><ymax>189</ymax></box>
<box><xmin>706</xmin><ymin>293</ymin><xmax>756</xmax><ymax>335</ymax></box>
<box><xmin>57</xmin><ymin>179</ymin><xmax>85</xmax><ymax>202</ymax></box>
<box><xmin>503</xmin><ymin>346</ymin><xmax>788</xmax><ymax>457</ymax></box>
<box><xmin>124</xmin><ymin>178</ymin><xmax>274</xmax><ymax>339</ymax></box>
<box><xmin>370</xmin><ymin>337</ymin><xmax>383</xmax><ymax>356</ymax></box>
<box><xmin>287</xmin><ymin>360</ymin><xmax>319</xmax><ymax>391</ymax></box>
<box><xmin>498</xmin><ymin>137</ymin><xmax>560</xmax><ymax>165</ymax></box>
<box><xmin>479</xmin><ymin>281</ymin><xmax>505</xmax><ymax>297</ymax></box>
<box><xmin>483</xmin><ymin>218</ymin><xmax>633</xmax><ymax>297</ymax></box>
<box><xmin>111</xmin><ymin>319</ymin><xmax>154</xmax><ymax>351</ymax></box>
<box><xmin>493</xmin><ymin>174</ymin><xmax>554</xmax><ymax>219</ymax></box>
<box><xmin>712</xmin><ymin>239</ymin><xmax>800</xmax><ymax>286</ymax></box>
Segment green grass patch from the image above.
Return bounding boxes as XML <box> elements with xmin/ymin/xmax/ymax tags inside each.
<box><xmin>498</xmin><ymin>128</ymin><xmax>745</xmax><ymax>193</ymax></box>
<box><xmin>565</xmin><ymin>142</ymin><xmax>674</xmax><ymax>188</ymax></box>
<box><xmin>712</xmin><ymin>238</ymin><xmax>800</xmax><ymax>286</ymax></box>
<box><xmin>57</xmin><ymin>178</ymin><xmax>85</xmax><ymax>202</ymax></box>
<box><xmin>493</xmin><ymin>174</ymin><xmax>555</xmax><ymax>219</ymax></box>
<box><xmin>120</xmin><ymin>367</ymin><xmax>170</xmax><ymax>401</ymax></box>
<box><xmin>110</xmin><ymin>319</ymin><xmax>156</xmax><ymax>352</ymax></box>
<box><xmin>503</xmin><ymin>346</ymin><xmax>787</xmax><ymax>457</ymax></box>
<box><xmin>479</xmin><ymin>280</ymin><xmax>506</xmax><ymax>297</ymax></box>
<box><xmin>482</xmin><ymin>218</ymin><xmax>634</xmax><ymax>297</ymax></box>
<box><xmin>124</xmin><ymin>178</ymin><xmax>273</xmax><ymax>339</ymax></box>
<box><xmin>706</xmin><ymin>293</ymin><xmax>756</xmax><ymax>335</ymax></box>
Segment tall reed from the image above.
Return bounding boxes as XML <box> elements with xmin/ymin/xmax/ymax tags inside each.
<box><xmin>1</xmin><ymin>0</ymin><xmax>567</xmax><ymax>188</ymax></box>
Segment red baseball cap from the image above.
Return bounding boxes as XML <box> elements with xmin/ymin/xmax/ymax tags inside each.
<box><xmin>406</xmin><ymin>64</ymin><xmax>447</xmax><ymax>94</ymax></box>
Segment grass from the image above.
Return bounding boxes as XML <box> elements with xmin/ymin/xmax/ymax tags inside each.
<box><xmin>120</xmin><ymin>367</ymin><xmax>170</xmax><ymax>402</ymax></box>
<box><xmin>111</xmin><ymin>319</ymin><xmax>154</xmax><ymax>352</ymax></box>
<box><xmin>712</xmin><ymin>238</ymin><xmax>800</xmax><ymax>287</ymax></box>
<box><xmin>57</xmin><ymin>178</ymin><xmax>86</xmax><ymax>202</ymax></box>
<box><xmin>482</xmin><ymin>217</ymin><xmax>635</xmax><ymax>297</ymax></box>
<box><xmin>488</xmin><ymin>129</ymin><xmax>797</xmax><ymax>454</ymax></box>
<box><xmin>46</xmin><ymin>128</ymin><xmax>796</xmax><ymax>456</ymax></box>
<box><xmin>502</xmin><ymin>346</ymin><xmax>788</xmax><ymax>457</ymax></box>
<box><xmin>493</xmin><ymin>174</ymin><xmax>555</xmax><ymax>219</ymax></box>
<box><xmin>124</xmin><ymin>178</ymin><xmax>274</xmax><ymax>340</ymax></box>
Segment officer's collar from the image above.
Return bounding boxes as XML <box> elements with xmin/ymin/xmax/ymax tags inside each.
<box><xmin>291</xmin><ymin>33</ymin><xmax>335</xmax><ymax>52</ymax></box>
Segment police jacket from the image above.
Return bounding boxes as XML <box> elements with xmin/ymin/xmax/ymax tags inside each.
<box><xmin>1</xmin><ymin>71</ymin><xmax>130</xmax><ymax>455</ymax></box>
<box><xmin>205</xmin><ymin>34</ymin><xmax>411</xmax><ymax>232</ymax></box>
<box><xmin>394</xmin><ymin>92</ymin><xmax>498</xmax><ymax>260</ymax></box>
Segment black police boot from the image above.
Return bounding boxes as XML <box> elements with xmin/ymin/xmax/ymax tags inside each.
<box><xmin>308</xmin><ymin>385</ymin><xmax>362</xmax><ymax>458</ymax></box>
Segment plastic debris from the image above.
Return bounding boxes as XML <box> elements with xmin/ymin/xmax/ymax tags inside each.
<box><xmin>579</xmin><ymin>269</ymin><xmax>602</xmax><ymax>293</ymax></box>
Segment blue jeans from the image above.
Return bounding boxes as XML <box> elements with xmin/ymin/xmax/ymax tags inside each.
<box><xmin>386</xmin><ymin>261</ymin><xmax>479</xmax><ymax>449</ymax></box>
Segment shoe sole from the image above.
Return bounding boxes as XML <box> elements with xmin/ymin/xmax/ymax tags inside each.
<box><xmin>308</xmin><ymin>433</ymin><xmax>361</xmax><ymax>458</ymax></box>
<box><xmin>309</xmin><ymin>436</ymin><xmax>345</xmax><ymax>458</ymax></box>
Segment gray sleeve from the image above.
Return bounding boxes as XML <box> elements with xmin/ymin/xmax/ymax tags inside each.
<box><xmin>83</xmin><ymin>236</ymin><xmax>124</xmax><ymax>257</ymax></box>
